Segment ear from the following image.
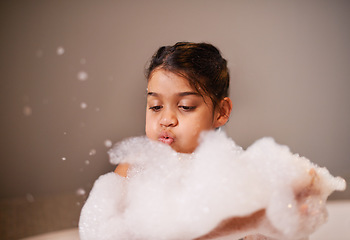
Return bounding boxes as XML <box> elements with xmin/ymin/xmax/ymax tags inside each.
<box><xmin>213</xmin><ymin>97</ymin><xmax>233</xmax><ymax>128</ymax></box>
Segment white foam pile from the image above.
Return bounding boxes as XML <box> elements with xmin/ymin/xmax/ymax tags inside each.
<box><xmin>79</xmin><ymin>131</ymin><xmax>346</xmax><ymax>240</ymax></box>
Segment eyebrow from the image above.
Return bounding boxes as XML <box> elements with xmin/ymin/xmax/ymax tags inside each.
<box><xmin>147</xmin><ymin>91</ymin><xmax>201</xmax><ymax>97</ymax></box>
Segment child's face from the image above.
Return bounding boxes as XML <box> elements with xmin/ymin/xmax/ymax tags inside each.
<box><xmin>145</xmin><ymin>69</ymin><xmax>221</xmax><ymax>153</ymax></box>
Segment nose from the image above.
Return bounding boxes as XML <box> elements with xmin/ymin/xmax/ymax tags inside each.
<box><xmin>160</xmin><ymin>108</ymin><xmax>178</xmax><ymax>127</ymax></box>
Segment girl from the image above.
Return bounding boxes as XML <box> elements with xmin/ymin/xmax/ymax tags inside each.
<box><xmin>80</xmin><ymin>42</ymin><xmax>345</xmax><ymax>240</ymax></box>
<box><xmin>115</xmin><ymin>42</ymin><xmax>232</xmax><ymax>176</ymax></box>
<box><xmin>115</xmin><ymin>42</ymin><xmax>269</xmax><ymax>239</ymax></box>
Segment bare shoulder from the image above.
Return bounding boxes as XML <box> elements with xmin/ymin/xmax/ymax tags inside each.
<box><xmin>114</xmin><ymin>163</ymin><xmax>130</xmax><ymax>178</ymax></box>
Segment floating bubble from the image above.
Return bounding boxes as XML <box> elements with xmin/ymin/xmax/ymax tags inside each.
<box><xmin>95</xmin><ymin>107</ymin><xmax>100</xmax><ymax>112</ymax></box>
<box><xmin>77</xmin><ymin>71</ymin><xmax>88</xmax><ymax>81</ymax></box>
<box><xmin>36</xmin><ymin>50</ymin><xmax>43</xmax><ymax>58</ymax></box>
<box><xmin>63</xmin><ymin>132</ymin><xmax>67</xmax><ymax>135</ymax></box>
<box><xmin>26</xmin><ymin>193</ymin><xmax>35</xmax><ymax>203</ymax></box>
<box><xmin>80</xmin><ymin>58</ymin><xmax>87</xmax><ymax>65</ymax></box>
<box><xmin>57</xmin><ymin>46</ymin><xmax>65</xmax><ymax>55</ymax></box>
<box><xmin>62</xmin><ymin>157</ymin><xmax>66</xmax><ymax>161</ymax></box>
<box><xmin>80</xmin><ymin>102</ymin><xmax>87</xmax><ymax>109</ymax></box>
<box><xmin>89</xmin><ymin>149</ymin><xmax>96</xmax><ymax>156</ymax></box>
<box><xmin>23</xmin><ymin>106</ymin><xmax>32</xmax><ymax>116</ymax></box>
<box><xmin>76</xmin><ymin>188</ymin><xmax>86</xmax><ymax>196</ymax></box>
<box><xmin>104</xmin><ymin>139</ymin><xmax>112</xmax><ymax>148</ymax></box>
<box><xmin>85</xmin><ymin>160</ymin><xmax>90</xmax><ymax>165</ymax></box>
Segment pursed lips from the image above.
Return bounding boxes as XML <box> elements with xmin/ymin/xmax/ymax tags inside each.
<box><xmin>158</xmin><ymin>132</ymin><xmax>175</xmax><ymax>145</ymax></box>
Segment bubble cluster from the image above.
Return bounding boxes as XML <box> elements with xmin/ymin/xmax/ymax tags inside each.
<box><xmin>89</xmin><ymin>149</ymin><xmax>96</xmax><ymax>156</ymax></box>
<box><xmin>79</xmin><ymin>131</ymin><xmax>346</xmax><ymax>240</ymax></box>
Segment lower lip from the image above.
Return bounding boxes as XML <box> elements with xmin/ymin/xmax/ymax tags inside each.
<box><xmin>159</xmin><ymin>137</ymin><xmax>174</xmax><ymax>145</ymax></box>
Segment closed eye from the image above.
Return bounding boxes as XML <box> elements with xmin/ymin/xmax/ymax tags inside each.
<box><xmin>179</xmin><ymin>106</ymin><xmax>196</xmax><ymax>111</ymax></box>
<box><xmin>149</xmin><ymin>106</ymin><xmax>163</xmax><ymax>112</ymax></box>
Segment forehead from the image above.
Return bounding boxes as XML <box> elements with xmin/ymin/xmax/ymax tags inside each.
<box><xmin>147</xmin><ymin>69</ymin><xmax>195</xmax><ymax>92</ymax></box>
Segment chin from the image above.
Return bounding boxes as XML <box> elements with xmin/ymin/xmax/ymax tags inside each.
<box><xmin>174</xmin><ymin>146</ymin><xmax>195</xmax><ymax>154</ymax></box>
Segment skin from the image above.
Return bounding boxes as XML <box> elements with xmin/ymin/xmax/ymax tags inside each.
<box><xmin>145</xmin><ymin>69</ymin><xmax>231</xmax><ymax>153</ymax></box>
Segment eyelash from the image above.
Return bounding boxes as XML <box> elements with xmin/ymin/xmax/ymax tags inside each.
<box><xmin>148</xmin><ymin>105</ymin><xmax>196</xmax><ymax>112</ymax></box>
<box><xmin>149</xmin><ymin>106</ymin><xmax>162</xmax><ymax>112</ymax></box>
<box><xmin>179</xmin><ymin>106</ymin><xmax>196</xmax><ymax>111</ymax></box>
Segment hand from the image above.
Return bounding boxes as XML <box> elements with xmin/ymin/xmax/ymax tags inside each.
<box><xmin>293</xmin><ymin>168</ymin><xmax>328</xmax><ymax>236</ymax></box>
<box><xmin>295</xmin><ymin>168</ymin><xmax>322</xmax><ymax>215</ymax></box>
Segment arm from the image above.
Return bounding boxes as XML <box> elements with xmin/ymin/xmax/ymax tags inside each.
<box><xmin>196</xmin><ymin>169</ymin><xmax>322</xmax><ymax>240</ymax></box>
<box><xmin>114</xmin><ymin>163</ymin><xmax>130</xmax><ymax>178</ymax></box>
<box><xmin>195</xmin><ymin>209</ymin><xmax>267</xmax><ymax>240</ymax></box>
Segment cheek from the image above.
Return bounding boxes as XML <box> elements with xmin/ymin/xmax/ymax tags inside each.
<box><xmin>182</xmin><ymin>119</ymin><xmax>206</xmax><ymax>142</ymax></box>
<box><xmin>145</xmin><ymin>114</ymin><xmax>157</xmax><ymax>139</ymax></box>
<box><xmin>189</xmin><ymin>112</ymin><xmax>214</xmax><ymax>132</ymax></box>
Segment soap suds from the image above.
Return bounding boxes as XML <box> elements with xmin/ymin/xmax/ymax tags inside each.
<box><xmin>79</xmin><ymin>131</ymin><xmax>346</xmax><ymax>240</ymax></box>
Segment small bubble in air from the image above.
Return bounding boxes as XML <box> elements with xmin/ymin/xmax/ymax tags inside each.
<box><xmin>36</xmin><ymin>50</ymin><xmax>43</xmax><ymax>58</ymax></box>
<box><xmin>62</xmin><ymin>157</ymin><xmax>66</xmax><ymax>161</ymax></box>
<box><xmin>23</xmin><ymin>106</ymin><xmax>32</xmax><ymax>116</ymax></box>
<box><xmin>80</xmin><ymin>102</ymin><xmax>87</xmax><ymax>109</ymax></box>
<box><xmin>77</xmin><ymin>71</ymin><xmax>88</xmax><ymax>81</ymax></box>
<box><xmin>56</xmin><ymin>46</ymin><xmax>65</xmax><ymax>55</ymax></box>
<box><xmin>80</xmin><ymin>58</ymin><xmax>87</xmax><ymax>65</ymax></box>
<box><xmin>104</xmin><ymin>139</ymin><xmax>112</xmax><ymax>148</ymax></box>
<box><xmin>89</xmin><ymin>149</ymin><xmax>96</xmax><ymax>156</ymax></box>
<box><xmin>95</xmin><ymin>107</ymin><xmax>100</xmax><ymax>112</ymax></box>
<box><xmin>63</xmin><ymin>132</ymin><xmax>67</xmax><ymax>135</ymax></box>
<box><xmin>85</xmin><ymin>160</ymin><xmax>90</xmax><ymax>165</ymax></box>
<box><xmin>26</xmin><ymin>193</ymin><xmax>35</xmax><ymax>203</ymax></box>
<box><xmin>76</xmin><ymin>188</ymin><xmax>86</xmax><ymax>196</ymax></box>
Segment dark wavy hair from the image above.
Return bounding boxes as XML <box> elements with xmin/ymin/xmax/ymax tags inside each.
<box><xmin>146</xmin><ymin>42</ymin><xmax>230</xmax><ymax>109</ymax></box>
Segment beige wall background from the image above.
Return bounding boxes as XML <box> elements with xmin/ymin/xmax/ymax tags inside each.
<box><xmin>1</xmin><ymin>0</ymin><xmax>349</xmax><ymax>201</ymax></box>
